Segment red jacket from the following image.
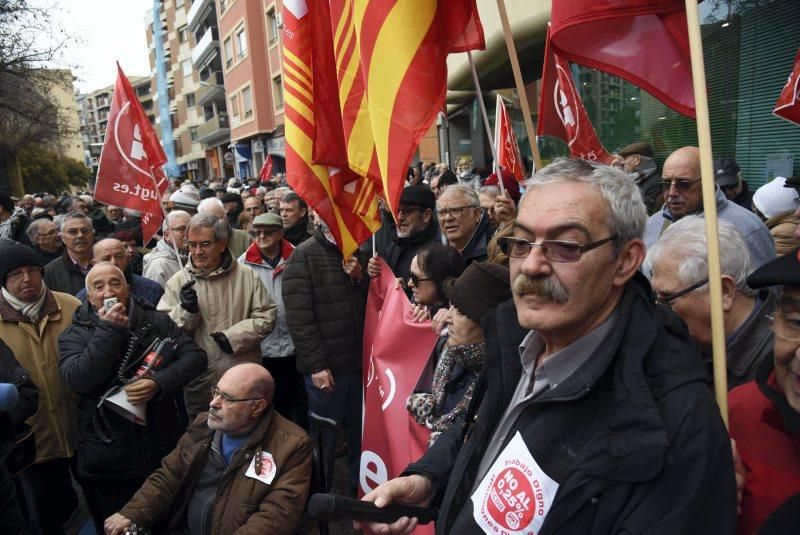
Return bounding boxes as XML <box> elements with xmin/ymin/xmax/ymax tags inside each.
<box><xmin>729</xmin><ymin>373</ymin><xmax>800</xmax><ymax>535</ymax></box>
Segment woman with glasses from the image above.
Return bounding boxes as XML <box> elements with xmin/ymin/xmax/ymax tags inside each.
<box><xmin>728</xmin><ymin>251</ymin><xmax>800</xmax><ymax>533</ymax></box>
<box><xmin>407</xmin><ymin>261</ymin><xmax>510</xmax><ymax>447</ymax></box>
<box><xmin>407</xmin><ymin>244</ymin><xmax>466</xmax><ymax>321</ymax></box>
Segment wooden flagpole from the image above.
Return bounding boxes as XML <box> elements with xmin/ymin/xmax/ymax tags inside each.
<box><xmin>685</xmin><ymin>0</ymin><xmax>728</xmax><ymax>426</ymax></box>
<box><xmin>149</xmin><ymin>166</ymin><xmax>184</xmax><ymax>270</ymax></box>
<box><xmin>467</xmin><ymin>51</ymin><xmax>506</xmax><ymax>196</ymax></box>
<box><xmin>495</xmin><ymin>0</ymin><xmax>542</xmax><ymax>172</ymax></box>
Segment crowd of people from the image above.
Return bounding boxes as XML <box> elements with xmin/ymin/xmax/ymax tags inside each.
<box><xmin>0</xmin><ymin>144</ymin><xmax>799</xmax><ymax>534</ymax></box>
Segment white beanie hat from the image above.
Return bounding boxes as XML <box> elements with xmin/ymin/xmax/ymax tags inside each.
<box><xmin>169</xmin><ymin>185</ymin><xmax>200</xmax><ymax>212</ymax></box>
<box><xmin>753</xmin><ymin>176</ymin><xmax>798</xmax><ymax>219</ymax></box>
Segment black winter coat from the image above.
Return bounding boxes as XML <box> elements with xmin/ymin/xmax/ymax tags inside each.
<box><xmin>44</xmin><ymin>250</ymin><xmax>88</xmax><ymax>296</ymax></box>
<box><xmin>283</xmin><ymin>230</ymin><xmax>368</xmax><ymax>374</ymax></box>
<box><xmin>406</xmin><ymin>274</ymin><xmax>737</xmax><ymax>534</ymax></box>
<box><xmin>58</xmin><ymin>296</ymin><xmax>207</xmax><ymax>480</ymax></box>
<box><xmin>383</xmin><ymin>220</ymin><xmax>439</xmax><ymax>285</ymax></box>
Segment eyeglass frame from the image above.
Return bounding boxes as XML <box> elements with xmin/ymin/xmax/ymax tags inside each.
<box><xmin>659</xmin><ymin>177</ymin><xmax>702</xmax><ymax>192</ymax></box>
<box><xmin>186</xmin><ymin>240</ymin><xmax>218</xmax><ymax>251</ymax></box>
<box><xmin>496</xmin><ymin>235</ymin><xmax>617</xmax><ymax>263</ymax></box>
<box><xmin>249</xmin><ymin>227</ymin><xmax>282</xmax><ymax>238</ymax></box>
<box><xmin>654</xmin><ymin>278</ymin><xmax>709</xmax><ymax>309</ymax></box>
<box><xmin>210</xmin><ymin>386</ymin><xmax>263</xmax><ymax>404</ymax></box>
<box><xmin>437</xmin><ymin>205</ymin><xmax>479</xmax><ymax>218</ymax></box>
<box><xmin>408</xmin><ymin>272</ymin><xmax>433</xmax><ymax>286</ymax></box>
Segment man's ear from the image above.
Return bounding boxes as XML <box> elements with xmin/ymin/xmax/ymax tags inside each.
<box><xmin>613</xmin><ymin>238</ymin><xmax>646</xmax><ymax>287</ymax></box>
<box><xmin>720</xmin><ymin>275</ymin><xmax>738</xmax><ymax>312</ymax></box>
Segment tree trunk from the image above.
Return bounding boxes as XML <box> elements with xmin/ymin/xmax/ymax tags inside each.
<box><xmin>10</xmin><ymin>153</ymin><xmax>24</xmax><ymax>198</ymax></box>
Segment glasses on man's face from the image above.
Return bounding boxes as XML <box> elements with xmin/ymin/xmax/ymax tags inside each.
<box><xmin>63</xmin><ymin>227</ymin><xmax>94</xmax><ymax>237</ymax></box>
<box><xmin>186</xmin><ymin>240</ymin><xmax>216</xmax><ymax>251</ymax></box>
<box><xmin>210</xmin><ymin>386</ymin><xmax>263</xmax><ymax>404</ymax></box>
<box><xmin>654</xmin><ymin>279</ymin><xmax>708</xmax><ymax>309</ymax></box>
<box><xmin>438</xmin><ymin>205</ymin><xmax>477</xmax><ymax>218</ymax></box>
<box><xmin>397</xmin><ymin>207</ymin><xmax>423</xmax><ymax>216</ymax></box>
<box><xmin>38</xmin><ymin>229</ymin><xmax>57</xmax><ymax>238</ymax></box>
<box><xmin>720</xmin><ymin>183</ymin><xmax>738</xmax><ymax>192</ymax></box>
<box><xmin>767</xmin><ymin>311</ymin><xmax>800</xmax><ymax>342</ymax></box>
<box><xmin>660</xmin><ymin>178</ymin><xmax>701</xmax><ymax>192</ymax></box>
<box><xmin>249</xmin><ymin>228</ymin><xmax>281</xmax><ymax>238</ymax></box>
<box><xmin>6</xmin><ymin>266</ymin><xmax>43</xmax><ymax>281</ymax></box>
<box><xmin>408</xmin><ymin>272</ymin><xmax>433</xmax><ymax>287</ymax></box>
<box><xmin>497</xmin><ymin>235</ymin><xmax>617</xmax><ymax>263</ymax></box>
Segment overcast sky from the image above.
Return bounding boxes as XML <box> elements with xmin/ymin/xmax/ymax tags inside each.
<box><xmin>42</xmin><ymin>0</ymin><xmax>153</xmax><ymax>93</ymax></box>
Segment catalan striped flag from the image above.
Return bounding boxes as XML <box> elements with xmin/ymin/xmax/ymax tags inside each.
<box><xmin>283</xmin><ymin>0</ymin><xmax>380</xmax><ymax>258</ymax></box>
<box><xmin>310</xmin><ymin>0</ymin><xmax>485</xmax><ymax>217</ymax></box>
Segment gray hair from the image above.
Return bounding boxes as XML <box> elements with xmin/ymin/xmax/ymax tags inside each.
<box><xmin>438</xmin><ymin>184</ymin><xmax>480</xmax><ymax>207</ymax></box>
<box><xmin>26</xmin><ymin>218</ymin><xmax>54</xmax><ymax>241</ymax></box>
<box><xmin>527</xmin><ymin>158</ymin><xmax>647</xmax><ymax>255</ymax></box>
<box><xmin>163</xmin><ymin>210</ymin><xmax>190</xmax><ymax>232</ymax></box>
<box><xmin>644</xmin><ymin>215</ymin><xmax>753</xmax><ymax>296</ymax></box>
<box><xmin>197</xmin><ymin>197</ymin><xmax>224</xmax><ymax>214</ymax></box>
<box><xmin>188</xmin><ymin>212</ymin><xmax>229</xmax><ymax>242</ymax></box>
<box><xmin>479</xmin><ymin>185</ymin><xmax>501</xmax><ymax>198</ymax></box>
<box><xmin>57</xmin><ymin>212</ymin><xmax>92</xmax><ymax>231</ymax></box>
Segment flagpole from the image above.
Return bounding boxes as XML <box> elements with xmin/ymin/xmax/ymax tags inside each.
<box><xmin>685</xmin><ymin>0</ymin><xmax>728</xmax><ymax>426</ymax></box>
<box><xmin>149</xmin><ymin>166</ymin><xmax>185</xmax><ymax>270</ymax></box>
<box><xmin>495</xmin><ymin>0</ymin><xmax>542</xmax><ymax>172</ymax></box>
<box><xmin>468</xmin><ymin>51</ymin><xmax>506</xmax><ymax>196</ymax></box>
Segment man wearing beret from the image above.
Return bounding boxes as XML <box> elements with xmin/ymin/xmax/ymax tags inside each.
<box><xmin>367</xmin><ymin>185</ymin><xmax>439</xmax><ymax>286</ymax></box>
<box><xmin>0</xmin><ymin>243</ymin><xmax>81</xmax><ymax>533</ymax></box>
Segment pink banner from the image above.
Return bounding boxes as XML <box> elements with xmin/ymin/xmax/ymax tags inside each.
<box><xmin>360</xmin><ymin>259</ymin><xmax>438</xmax><ymax>516</ymax></box>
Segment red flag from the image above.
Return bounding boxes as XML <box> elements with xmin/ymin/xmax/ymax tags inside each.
<box><xmin>773</xmin><ymin>48</ymin><xmax>800</xmax><ymax>126</ymax></box>
<box><xmin>361</xmin><ymin>259</ymin><xmax>438</xmax><ymax>506</ymax></box>
<box><xmin>550</xmin><ymin>0</ymin><xmax>695</xmax><ymax>118</ymax></box>
<box><xmin>494</xmin><ymin>94</ymin><xmax>525</xmax><ymax>182</ymax></box>
<box><xmin>537</xmin><ymin>27</ymin><xmax>615</xmax><ymax>165</ymax></box>
<box><xmin>259</xmin><ymin>154</ymin><xmax>274</xmax><ymax>182</ymax></box>
<box><xmin>95</xmin><ymin>63</ymin><xmax>168</xmax><ymax>244</ymax></box>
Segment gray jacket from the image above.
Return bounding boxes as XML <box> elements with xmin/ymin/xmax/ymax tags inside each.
<box><xmin>644</xmin><ymin>186</ymin><xmax>776</xmax><ymax>269</ymax></box>
<box><xmin>238</xmin><ymin>240</ymin><xmax>295</xmax><ymax>359</ymax></box>
<box><xmin>142</xmin><ymin>239</ymin><xmax>183</xmax><ymax>287</ymax></box>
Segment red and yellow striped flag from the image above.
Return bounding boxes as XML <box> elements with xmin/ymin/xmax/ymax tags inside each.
<box><xmin>310</xmin><ymin>0</ymin><xmax>485</xmax><ymax>217</ymax></box>
<box><xmin>283</xmin><ymin>0</ymin><xmax>380</xmax><ymax>258</ymax></box>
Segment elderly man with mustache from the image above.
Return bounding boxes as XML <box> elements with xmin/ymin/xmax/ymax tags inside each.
<box><xmin>357</xmin><ymin>158</ymin><xmax>736</xmax><ymax>534</ymax></box>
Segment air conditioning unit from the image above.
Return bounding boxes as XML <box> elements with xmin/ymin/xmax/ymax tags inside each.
<box><xmin>276</xmin><ymin>12</ymin><xmax>283</xmax><ymax>28</ymax></box>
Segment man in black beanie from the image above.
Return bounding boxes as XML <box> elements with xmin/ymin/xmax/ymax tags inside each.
<box><xmin>367</xmin><ymin>185</ymin><xmax>439</xmax><ymax>287</ymax></box>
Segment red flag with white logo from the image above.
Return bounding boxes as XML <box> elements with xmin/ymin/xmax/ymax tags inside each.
<box><xmin>95</xmin><ymin>63</ymin><xmax>169</xmax><ymax>244</ymax></box>
<box><xmin>361</xmin><ymin>258</ymin><xmax>437</xmax><ymax>524</ymax></box>
<box><xmin>773</xmin><ymin>48</ymin><xmax>800</xmax><ymax>126</ymax></box>
<box><xmin>537</xmin><ymin>27</ymin><xmax>615</xmax><ymax>165</ymax></box>
<box><xmin>494</xmin><ymin>94</ymin><xmax>525</xmax><ymax>182</ymax></box>
<box><xmin>550</xmin><ymin>0</ymin><xmax>694</xmax><ymax>118</ymax></box>
<box><xmin>259</xmin><ymin>154</ymin><xmax>274</xmax><ymax>182</ymax></box>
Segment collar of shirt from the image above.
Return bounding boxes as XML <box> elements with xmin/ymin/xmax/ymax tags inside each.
<box><xmin>517</xmin><ymin>310</ymin><xmax>619</xmax><ymax>394</ymax></box>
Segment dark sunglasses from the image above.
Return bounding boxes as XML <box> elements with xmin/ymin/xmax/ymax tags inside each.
<box><xmin>409</xmin><ymin>272</ymin><xmax>433</xmax><ymax>286</ymax></box>
<box><xmin>660</xmin><ymin>178</ymin><xmax>701</xmax><ymax>192</ymax></box>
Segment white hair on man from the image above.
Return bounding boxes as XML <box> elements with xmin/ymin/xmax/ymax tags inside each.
<box><xmin>162</xmin><ymin>210</ymin><xmax>191</xmax><ymax>232</ymax></box>
<box><xmin>644</xmin><ymin>215</ymin><xmax>754</xmax><ymax>296</ymax></box>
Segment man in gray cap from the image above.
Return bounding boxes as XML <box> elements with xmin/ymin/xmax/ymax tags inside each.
<box><xmin>618</xmin><ymin>141</ymin><xmax>662</xmax><ymax>214</ymax></box>
<box><xmin>715</xmin><ymin>157</ymin><xmax>754</xmax><ymax>211</ymax></box>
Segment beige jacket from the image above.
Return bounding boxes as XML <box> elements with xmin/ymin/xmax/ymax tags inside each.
<box><xmin>0</xmin><ymin>290</ymin><xmax>80</xmax><ymax>463</ymax></box>
<box><xmin>158</xmin><ymin>252</ymin><xmax>276</xmax><ymax>416</ymax></box>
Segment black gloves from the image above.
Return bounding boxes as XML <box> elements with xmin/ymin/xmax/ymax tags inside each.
<box><xmin>179</xmin><ymin>280</ymin><xmax>199</xmax><ymax>313</ymax></box>
<box><xmin>211</xmin><ymin>332</ymin><xmax>233</xmax><ymax>354</ymax></box>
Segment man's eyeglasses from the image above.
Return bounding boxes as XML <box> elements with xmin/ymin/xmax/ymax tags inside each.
<box><xmin>397</xmin><ymin>207</ymin><xmax>423</xmax><ymax>216</ymax></box>
<box><xmin>767</xmin><ymin>312</ymin><xmax>800</xmax><ymax>342</ymax></box>
<box><xmin>438</xmin><ymin>205</ymin><xmax>478</xmax><ymax>218</ymax></box>
<box><xmin>63</xmin><ymin>227</ymin><xmax>94</xmax><ymax>237</ymax></box>
<box><xmin>187</xmin><ymin>240</ymin><xmax>216</xmax><ymax>251</ymax></box>
<box><xmin>409</xmin><ymin>272</ymin><xmax>433</xmax><ymax>286</ymax></box>
<box><xmin>720</xmin><ymin>183</ymin><xmax>739</xmax><ymax>192</ymax></box>
<box><xmin>6</xmin><ymin>266</ymin><xmax>43</xmax><ymax>281</ymax></box>
<box><xmin>249</xmin><ymin>228</ymin><xmax>281</xmax><ymax>238</ymax></box>
<box><xmin>660</xmin><ymin>178</ymin><xmax>701</xmax><ymax>192</ymax></box>
<box><xmin>210</xmin><ymin>386</ymin><xmax>263</xmax><ymax>404</ymax></box>
<box><xmin>497</xmin><ymin>235</ymin><xmax>617</xmax><ymax>263</ymax></box>
<box><xmin>654</xmin><ymin>279</ymin><xmax>708</xmax><ymax>309</ymax></box>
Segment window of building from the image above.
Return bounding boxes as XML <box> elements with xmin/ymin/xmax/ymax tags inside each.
<box><xmin>272</xmin><ymin>76</ymin><xmax>284</xmax><ymax>109</ymax></box>
<box><xmin>230</xmin><ymin>95</ymin><xmax>240</xmax><ymax>125</ymax></box>
<box><xmin>235</xmin><ymin>25</ymin><xmax>247</xmax><ymax>58</ymax></box>
<box><xmin>181</xmin><ymin>59</ymin><xmax>192</xmax><ymax>77</ymax></box>
<box><xmin>267</xmin><ymin>9</ymin><xmax>278</xmax><ymax>43</ymax></box>
<box><xmin>186</xmin><ymin>92</ymin><xmax>196</xmax><ymax>108</ymax></box>
<box><xmin>224</xmin><ymin>37</ymin><xmax>233</xmax><ymax>68</ymax></box>
<box><xmin>190</xmin><ymin>126</ymin><xmax>198</xmax><ymax>142</ymax></box>
<box><xmin>220</xmin><ymin>0</ymin><xmax>228</xmax><ymax>14</ymax></box>
<box><xmin>242</xmin><ymin>86</ymin><xmax>252</xmax><ymax>119</ymax></box>
<box><xmin>178</xmin><ymin>26</ymin><xmax>189</xmax><ymax>43</ymax></box>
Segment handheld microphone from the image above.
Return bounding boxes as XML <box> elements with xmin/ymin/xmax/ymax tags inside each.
<box><xmin>308</xmin><ymin>493</ymin><xmax>438</xmax><ymax>524</ymax></box>
<box><xmin>0</xmin><ymin>383</ymin><xmax>19</xmax><ymax>412</ymax></box>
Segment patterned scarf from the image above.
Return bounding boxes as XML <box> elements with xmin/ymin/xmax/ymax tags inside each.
<box><xmin>2</xmin><ymin>285</ymin><xmax>47</xmax><ymax>322</ymax></box>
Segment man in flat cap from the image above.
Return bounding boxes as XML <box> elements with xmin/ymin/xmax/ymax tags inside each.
<box><xmin>618</xmin><ymin>141</ymin><xmax>662</xmax><ymax>214</ymax></box>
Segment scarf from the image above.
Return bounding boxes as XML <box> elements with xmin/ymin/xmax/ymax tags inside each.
<box><xmin>2</xmin><ymin>285</ymin><xmax>47</xmax><ymax>321</ymax></box>
<box><xmin>426</xmin><ymin>342</ymin><xmax>486</xmax><ymax>434</ymax></box>
<box><xmin>0</xmin><ymin>207</ymin><xmax>25</xmax><ymax>239</ymax></box>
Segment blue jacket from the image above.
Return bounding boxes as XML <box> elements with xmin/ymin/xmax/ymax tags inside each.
<box><xmin>644</xmin><ymin>186</ymin><xmax>776</xmax><ymax>269</ymax></box>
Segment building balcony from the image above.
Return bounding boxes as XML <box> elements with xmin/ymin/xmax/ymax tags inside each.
<box><xmin>192</xmin><ymin>27</ymin><xmax>219</xmax><ymax>68</ymax></box>
<box><xmin>197</xmin><ymin>112</ymin><xmax>230</xmax><ymax>145</ymax></box>
<box><xmin>197</xmin><ymin>71</ymin><xmax>225</xmax><ymax>106</ymax></box>
<box><xmin>187</xmin><ymin>0</ymin><xmax>215</xmax><ymax>32</ymax></box>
